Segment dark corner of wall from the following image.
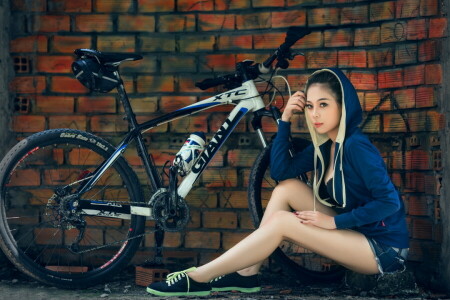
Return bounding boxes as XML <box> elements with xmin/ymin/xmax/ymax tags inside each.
<box><xmin>0</xmin><ymin>0</ymin><xmax>14</xmax><ymax>158</ymax></box>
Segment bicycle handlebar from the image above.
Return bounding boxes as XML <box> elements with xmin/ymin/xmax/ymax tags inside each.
<box><xmin>195</xmin><ymin>26</ymin><xmax>311</xmax><ymax>90</ymax></box>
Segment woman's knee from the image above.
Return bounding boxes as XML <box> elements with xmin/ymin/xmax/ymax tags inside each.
<box><xmin>265</xmin><ymin>210</ymin><xmax>297</xmax><ymax>231</ymax></box>
<box><xmin>273</xmin><ymin>178</ymin><xmax>307</xmax><ymax>196</ymax></box>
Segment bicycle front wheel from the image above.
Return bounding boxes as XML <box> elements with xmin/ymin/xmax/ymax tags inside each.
<box><xmin>0</xmin><ymin>129</ymin><xmax>145</xmax><ymax>288</ymax></box>
<box><xmin>247</xmin><ymin>143</ymin><xmax>344</xmax><ymax>282</ymax></box>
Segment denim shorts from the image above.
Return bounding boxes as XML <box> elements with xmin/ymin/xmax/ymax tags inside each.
<box><xmin>366</xmin><ymin>238</ymin><xmax>409</xmax><ymax>274</ymax></box>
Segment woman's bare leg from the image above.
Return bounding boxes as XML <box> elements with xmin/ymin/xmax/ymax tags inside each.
<box><xmin>237</xmin><ymin>178</ymin><xmax>336</xmax><ymax>276</ymax></box>
<box><xmin>188</xmin><ymin>209</ymin><xmax>378</xmax><ymax>283</ymax></box>
<box><xmin>187</xmin><ymin>179</ymin><xmax>378</xmax><ymax>283</ymax></box>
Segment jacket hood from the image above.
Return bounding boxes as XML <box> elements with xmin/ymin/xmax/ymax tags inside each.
<box><xmin>304</xmin><ymin>68</ymin><xmax>362</xmax><ymax>208</ymax></box>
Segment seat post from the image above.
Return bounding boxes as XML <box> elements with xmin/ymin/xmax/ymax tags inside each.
<box><xmin>114</xmin><ymin>71</ymin><xmax>139</xmax><ymax>130</ymax></box>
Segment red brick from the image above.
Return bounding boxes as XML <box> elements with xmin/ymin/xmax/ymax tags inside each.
<box><xmin>200</xmin><ymin>54</ymin><xmax>236</xmax><ymax>72</ymax></box>
<box><xmin>50</xmin><ymin>76</ymin><xmax>88</xmax><ymax>93</ymax></box>
<box><xmin>293</xmin><ymin>31</ymin><xmax>323</xmax><ymax>49</ymax></box>
<box><xmin>10</xmin><ymin>76</ymin><xmax>46</xmax><ymax>93</ymax></box>
<box><xmin>145</xmin><ymin>232</ymin><xmax>182</xmax><ymax>248</ymax></box>
<box><xmin>408</xmin><ymin>195</ymin><xmax>430</xmax><ymax>216</ymax></box>
<box><xmin>381</xmin><ymin>21</ymin><xmax>407</xmax><ymax>43</ymax></box>
<box><xmin>348</xmin><ymin>71</ymin><xmax>377</xmax><ymax>90</ymax></box>
<box><xmin>36</xmin><ymin>55</ymin><xmax>73</xmax><ymax>73</ymax></box>
<box><xmin>324</xmin><ymin>29</ymin><xmax>353</xmax><ymax>47</ymax></box>
<box><xmin>396</xmin><ymin>0</ymin><xmax>421</xmax><ymax>18</ymax></box>
<box><xmin>429</xmin><ymin>18</ymin><xmax>448</xmax><ymax>38</ymax></box>
<box><xmin>161</xmin><ymin>56</ymin><xmax>196</xmax><ymax>73</ymax></box>
<box><xmin>97</xmin><ymin>36</ymin><xmax>136</xmax><ymax>52</ymax></box>
<box><xmin>420</xmin><ymin>0</ymin><xmax>439</xmax><ymax>16</ymax></box>
<box><xmin>11</xmin><ymin>0</ymin><xmax>46</xmax><ymax>12</ymax></box>
<box><xmin>340</xmin><ymin>5</ymin><xmax>368</xmax><ymax>25</ymax></box>
<box><xmin>404</xmin><ymin>64</ymin><xmax>425</xmax><ymax>86</ymax></box>
<box><xmin>178</xmin><ymin>0</ymin><xmax>213</xmax><ymax>10</ymax></box>
<box><xmin>75</xmin><ymin>15</ymin><xmax>113</xmax><ymax>32</ymax></box>
<box><xmin>367</xmin><ymin>48</ymin><xmax>394</xmax><ymax>68</ymax></box>
<box><xmin>218</xmin><ymin>35</ymin><xmax>253</xmax><ymax>50</ymax></box>
<box><xmin>378</xmin><ymin>69</ymin><xmax>403</xmax><ymax>89</ymax></box>
<box><xmin>94</xmin><ymin>0</ymin><xmax>133</xmax><ymax>12</ymax></box>
<box><xmin>178</xmin><ymin>74</ymin><xmax>212</xmax><ymax>93</ymax></box>
<box><xmin>185</xmin><ymin>188</ymin><xmax>218</xmax><ymax>208</ymax></box>
<box><xmin>254</xmin><ymin>33</ymin><xmax>285</xmax><ymax>50</ymax></box>
<box><xmin>137</xmin><ymin>76</ymin><xmax>174</xmax><ymax>93</ymax></box>
<box><xmin>228</xmin><ymin>149</ymin><xmax>260</xmax><ymax>167</ymax></box>
<box><xmin>179</xmin><ymin>35</ymin><xmax>215</xmax><ymax>52</ymax></box>
<box><xmin>208</xmin><ymin>113</ymin><xmax>246</xmax><ymax>133</ymax></box>
<box><xmin>219</xmin><ymin>190</ymin><xmax>247</xmax><ymax>209</ymax></box>
<box><xmin>159</xmin><ymin>14</ymin><xmax>196</xmax><ymax>32</ymax></box>
<box><xmin>170</xmin><ymin>113</ymin><xmax>208</xmax><ymax>133</ymax></box>
<box><xmin>338</xmin><ymin>50</ymin><xmax>367</xmax><ymax>68</ymax></box>
<box><xmin>49</xmin><ymin>115</ymin><xmax>87</xmax><ymax>130</ymax></box>
<box><xmin>78</xmin><ymin>96</ymin><xmax>116</xmax><ymax>113</ymax></box>
<box><xmin>239</xmin><ymin>211</ymin><xmax>256</xmax><ymax>230</ymax></box>
<box><xmin>223</xmin><ymin>232</ymin><xmax>250</xmax><ymax>250</ymax></box>
<box><xmin>418</xmin><ymin>40</ymin><xmax>439</xmax><ymax>62</ymax></box>
<box><xmin>425</xmin><ymin>64</ymin><xmax>442</xmax><ymax>84</ymax></box>
<box><xmin>272</xmin><ymin>11</ymin><xmax>306</xmax><ymax>28</ymax></box>
<box><xmin>159</xmin><ymin>96</ymin><xmax>197</xmax><ymax>113</ymax></box>
<box><xmin>34</xmin><ymin>15</ymin><xmax>70</xmax><ymax>32</ymax></box>
<box><xmin>203</xmin><ymin>211</ymin><xmax>237</xmax><ymax>229</ymax></box>
<box><xmin>202</xmin><ymin>169</ymin><xmax>237</xmax><ymax>187</ymax></box>
<box><xmin>365</xmin><ymin>92</ymin><xmax>391</xmax><ymax>111</ymax></box>
<box><xmin>118</xmin><ymin>15</ymin><xmax>155</xmax><ymax>32</ymax></box>
<box><xmin>12</xmin><ymin>115</ymin><xmax>46</xmax><ymax>132</ymax></box>
<box><xmin>90</xmin><ymin>115</ymin><xmax>128</xmax><ymax>133</ymax></box>
<box><xmin>407</xmin><ymin>19</ymin><xmax>427</xmax><ymax>40</ymax></box>
<box><xmin>51</xmin><ymin>36</ymin><xmax>91</xmax><ymax>53</ymax></box>
<box><xmin>253</xmin><ymin>0</ymin><xmax>284</xmax><ymax>7</ymax></box>
<box><xmin>393</xmin><ymin>89</ymin><xmax>415</xmax><ymax>109</ymax></box>
<box><xmin>416</xmin><ymin>86</ymin><xmax>436</xmax><ymax>108</ymax></box>
<box><xmin>395</xmin><ymin>43</ymin><xmax>418</xmax><ymax>65</ymax></box>
<box><xmin>138</xmin><ymin>0</ymin><xmax>175</xmax><ymax>12</ymax></box>
<box><xmin>185</xmin><ymin>231</ymin><xmax>220</xmax><ymax>249</ymax></box>
<box><xmin>10</xmin><ymin>36</ymin><xmax>48</xmax><ymax>53</ymax></box>
<box><xmin>198</xmin><ymin>14</ymin><xmax>235</xmax><ymax>31</ymax></box>
<box><xmin>306</xmin><ymin>51</ymin><xmax>337</xmax><ymax>69</ymax></box>
<box><xmin>412</xmin><ymin>218</ymin><xmax>433</xmax><ymax>239</ymax></box>
<box><xmin>236</xmin><ymin>12</ymin><xmax>271</xmax><ymax>30</ymax></box>
<box><xmin>308</xmin><ymin>7</ymin><xmax>340</xmax><ymax>27</ymax></box>
<box><xmin>48</xmin><ymin>0</ymin><xmax>92</xmax><ymax>12</ymax></box>
<box><xmin>354</xmin><ymin>27</ymin><xmax>380</xmax><ymax>46</ymax></box>
<box><xmin>35</xmin><ymin>96</ymin><xmax>74</xmax><ymax>113</ymax></box>
<box><xmin>383</xmin><ymin>114</ymin><xmax>407</xmax><ymax>133</ymax></box>
<box><xmin>215</xmin><ymin>0</ymin><xmax>250</xmax><ymax>9</ymax></box>
<box><xmin>126</xmin><ymin>97</ymin><xmax>158</xmax><ymax>113</ymax></box>
<box><xmin>140</xmin><ymin>36</ymin><xmax>176</xmax><ymax>52</ymax></box>
<box><xmin>370</xmin><ymin>1</ymin><xmax>395</xmax><ymax>22</ymax></box>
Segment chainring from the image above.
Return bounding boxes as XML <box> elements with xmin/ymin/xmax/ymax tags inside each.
<box><xmin>149</xmin><ymin>188</ymin><xmax>190</xmax><ymax>232</ymax></box>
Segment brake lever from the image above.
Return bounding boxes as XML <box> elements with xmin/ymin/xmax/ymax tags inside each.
<box><xmin>289</xmin><ymin>51</ymin><xmax>305</xmax><ymax>60</ymax></box>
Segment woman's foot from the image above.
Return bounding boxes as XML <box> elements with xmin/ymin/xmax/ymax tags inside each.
<box><xmin>210</xmin><ymin>272</ymin><xmax>261</xmax><ymax>293</ymax></box>
<box><xmin>146</xmin><ymin>267</ymin><xmax>211</xmax><ymax>297</ymax></box>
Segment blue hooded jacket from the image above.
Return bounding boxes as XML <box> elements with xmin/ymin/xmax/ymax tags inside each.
<box><xmin>271</xmin><ymin>68</ymin><xmax>409</xmax><ymax>248</ymax></box>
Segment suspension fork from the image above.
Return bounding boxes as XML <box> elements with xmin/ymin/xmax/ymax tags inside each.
<box><xmin>251</xmin><ymin>106</ymin><xmax>282</xmax><ymax>147</ymax></box>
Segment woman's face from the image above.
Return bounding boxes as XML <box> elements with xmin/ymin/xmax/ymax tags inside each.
<box><xmin>305</xmin><ymin>83</ymin><xmax>342</xmax><ymax>141</ymax></box>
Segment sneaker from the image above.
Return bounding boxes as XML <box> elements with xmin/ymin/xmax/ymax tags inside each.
<box><xmin>146</xmin><ymin>267</ymin><xmax>211</xmax><ymax>297</ymax></box>
<box><xmin>210</xmin><ymin>272</ymin><xmax>261</xmax><ymax>293</ymax></box>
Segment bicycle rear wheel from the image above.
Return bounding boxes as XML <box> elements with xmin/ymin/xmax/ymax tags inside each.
<box><xmin>0</xmin><ymin>129</ymin><xmax>146</xmax><ymax>288</ymax></box>
<box><xmin>247</xmin><ymin>142</ymin><xmax>344</xmax><ymax>282</ymax></box>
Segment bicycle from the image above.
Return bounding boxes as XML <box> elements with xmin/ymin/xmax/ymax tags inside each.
<box><xmin>0</xmin><ymin>27</ymin><xmax>343</xmax><ymax>289</ymax></box>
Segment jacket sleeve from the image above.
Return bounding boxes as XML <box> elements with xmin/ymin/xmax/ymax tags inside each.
<box><xmin>334</xmin><ymin>137</ymin><xmax>401</xmax><ymax>229</ymax></box>
<box><xmin>270</xmin><ymin>120</ymin><xmax>315</xmax><ymax>180</ymax></box>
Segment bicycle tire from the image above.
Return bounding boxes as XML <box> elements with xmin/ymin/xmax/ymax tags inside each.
<box><xmin>247</xmin><ymin>142</ymin><xmax>344</xmax><ymax>282</ymax></box>
<box><xmin>0</xmin><ymin>129</ymin><xmax>146</xmax><ymax>288</ymax></box>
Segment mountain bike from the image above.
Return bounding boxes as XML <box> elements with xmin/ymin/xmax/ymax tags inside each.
<box><xmin>0</xmin><ymin>27</ymin><xmax>343</xmax><ymax>289</ymax></box>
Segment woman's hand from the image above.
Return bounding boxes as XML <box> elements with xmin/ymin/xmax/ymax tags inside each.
<box><xmin>294</xmin><ymin>211</ymin><xmax>337</xmax><ymax>230</ymax></box>
<box><xmin>281</xmin><ymin>91</ymin><xmax>306</xmax><ymax>122</ymax></box>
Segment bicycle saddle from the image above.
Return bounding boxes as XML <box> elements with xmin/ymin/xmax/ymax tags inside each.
<box><xmin>74</xmin><ymin>49</ymin><xmax>143</xmax><ymax>65</ymax></box>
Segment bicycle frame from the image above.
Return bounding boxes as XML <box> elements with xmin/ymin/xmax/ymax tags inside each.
<box><xmin>76</xmin><ymin>75</ymin><xmax>272</xmax><ymax>219</ymax></box>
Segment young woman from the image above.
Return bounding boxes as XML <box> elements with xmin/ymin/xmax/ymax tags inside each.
<box><xmin>146</xmin><ymin>68</ymin><xmax>410</xmax><ymax>297</ymax></box>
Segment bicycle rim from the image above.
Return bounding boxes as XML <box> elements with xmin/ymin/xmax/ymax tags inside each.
<box><xmin>247</xmin><ymin>143</ymin><xmax>344</xmax><ymax>282</ymax></box>
<box><xmin>0</xmin><ymin>129</ymin><xmax>145</xmax><ymax>288</ymax></box>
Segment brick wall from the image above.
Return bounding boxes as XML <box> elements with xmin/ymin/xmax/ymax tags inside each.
<box><xmin>6</xmin><ymin>0</ymin><xmax>447</xmax><ymax>279</ymax></box>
